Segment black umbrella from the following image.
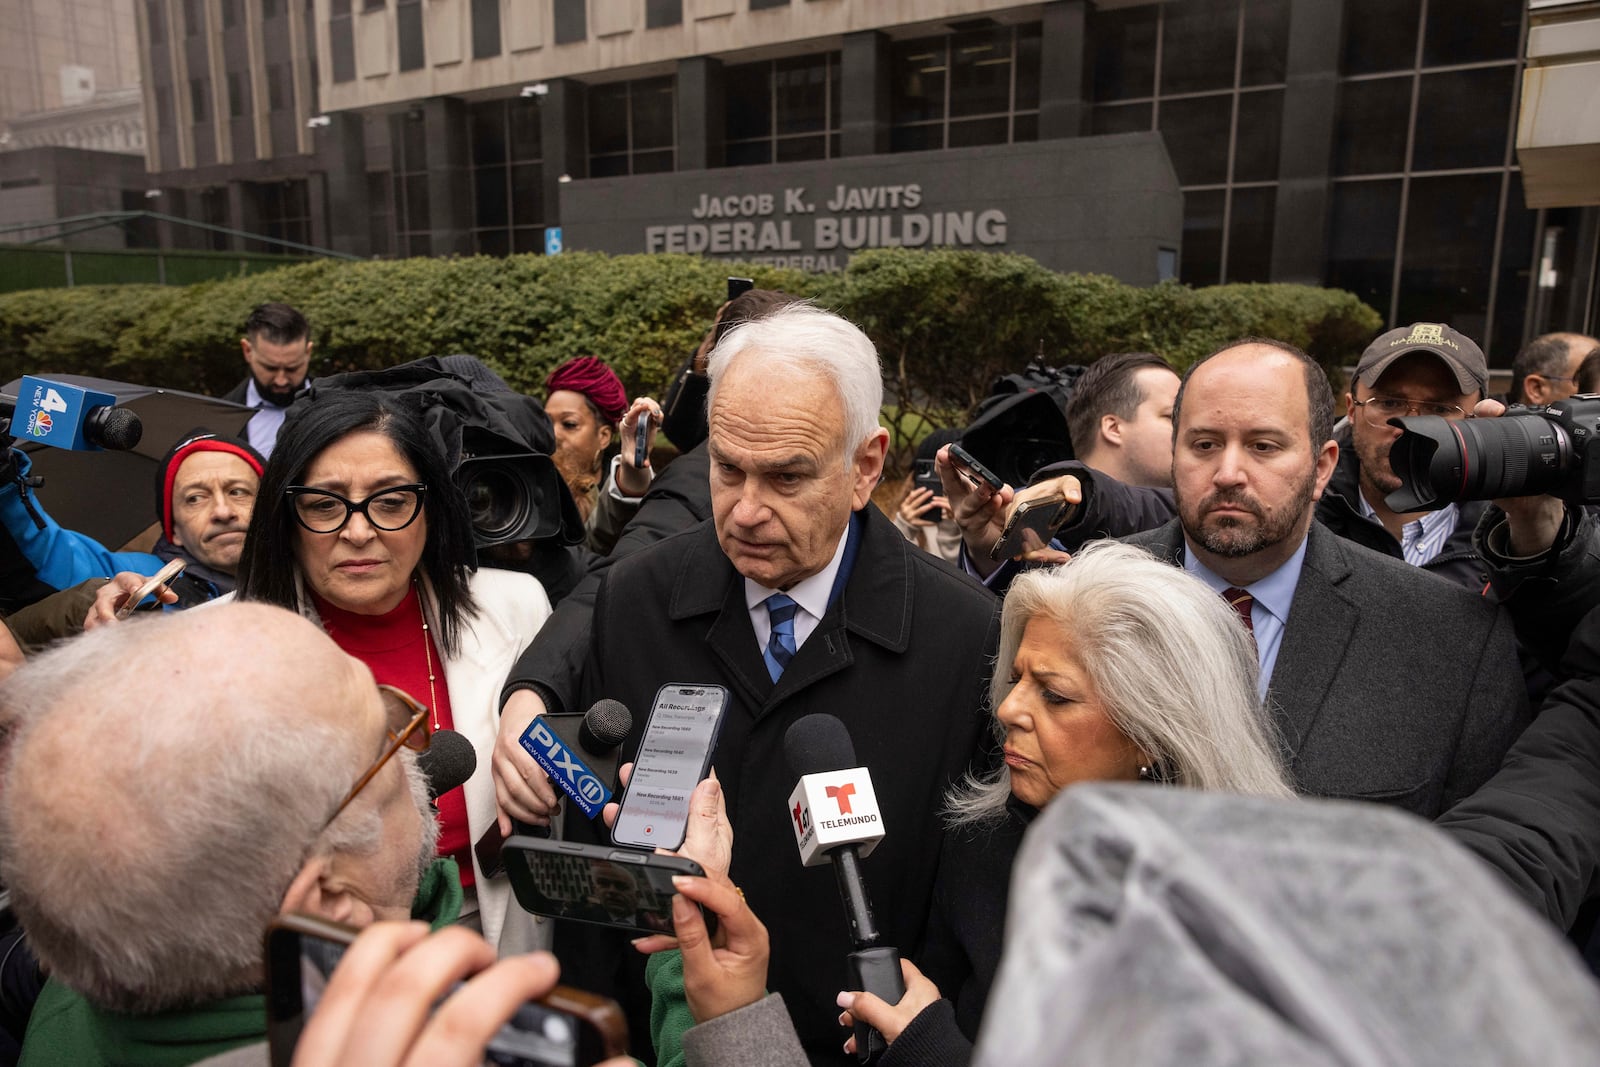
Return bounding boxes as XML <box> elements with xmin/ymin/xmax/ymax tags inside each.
<box><xmin>3</xmin><ymin>374</ymin><xmax>254</xmax><ymax>549</ymax></box>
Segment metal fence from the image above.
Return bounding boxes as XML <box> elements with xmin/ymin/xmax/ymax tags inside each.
<box><xmin>0</xmin><ymin>243</ymin><xmax>317</xmax><ymax>292</ymax></box>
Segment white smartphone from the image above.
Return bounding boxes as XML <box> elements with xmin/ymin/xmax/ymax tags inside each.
<box><xmin>610</xmin><ymin>684</ymin><xmax>730</xmax><ymax>851</ymax></box>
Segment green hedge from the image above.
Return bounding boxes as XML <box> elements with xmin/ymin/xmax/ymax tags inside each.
<box><xmin>0</xmin><ymin>250</ymin><xmax>1380</xmax><ymax>433</ymax></box>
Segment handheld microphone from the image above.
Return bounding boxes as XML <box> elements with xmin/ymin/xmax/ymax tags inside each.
<box><xmin>2</xmin><ymin>376</ymin><xmax>142</xmax><ymax>451</ymax></box>
<box><xmin>418</xmin><ymin>728</ymin><xmax>476</xmax><ymax>800</ymax></box>
<box><xmin>518</xmin><ymin>698</ymin><xmax>632</xmax><ymax>820</ymax></box>
<box><xmin>783</xmin><ymin>713</ymin><xmax>905</xmax><ymax>1063</ymax></box>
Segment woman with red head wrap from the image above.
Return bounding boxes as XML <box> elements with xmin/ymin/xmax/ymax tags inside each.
<box><xmin>544</xmin><ymin>356</ymin><xmax>660</xmax><ymax>554</ymax></box>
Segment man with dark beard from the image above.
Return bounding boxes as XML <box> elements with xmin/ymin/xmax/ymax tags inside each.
<box><xmin>1116</xmin><ymin>338</ymin><xmax>1529</xmax><ymax>816</ymax></box>
<box><xmin>223</xmin><ymin>302</ymin><xmax>313</xmax><ymax>459</ymax></box>
<box><xmin>1315</xmin><ymin>323</ymin><xmax>1493</xmax><ymax>591</ymax></box>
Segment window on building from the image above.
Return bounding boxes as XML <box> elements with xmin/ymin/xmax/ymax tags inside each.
<box><xmin>263</xmin><ymin>0</ymin><xmax>279</xmax><ymax>18</ymax></box>
<box><xmin>200</xmin><ymin>188</ymin><xmax>231</xmax><ymax>250</ymax></box>
<box><xmin>889</xmin><ymin>24</ymin><xmax>1042</xmax><ymax>153</ymax></box>
<box><xmin>183</xmin><ymin>0</ymin><xmax>201</xmax><ymax>36</ymax></box>
<box><xmin>646</xmin><ymin>0</ymin><xmax>681</xmax><ymax>29</ymax></box>
<box><xmin>221</xmin><ymin>0</ymin><xmax>240</xmax><ymax>28</ymax></box>
<box><xmin>155</xmin><ymin>85</ymin><xmax>174</xmax><ymax>131</ymax></box>
<box><xmin>227</xmin><ymin>72</ymin><xmax>245</xmax><ymax>118</ymax></box>
<box><xmin>393</xmin><ymin>110</ymin><xmax>431</xmax><ymax>256</ymax></box>
<box><xmin>331</xmin><ymin>0</ymin><xmax>357</xmax><ymax>82</ymax></box>
<box><xmin>472</xmin><ymin>0</ymin><xmax>501</xmax><ymax>59</ymax></box>
<box><xmin>722</xmin><ymin>52</ymin><xmax>840</xmax><ymax>166</ymax></box>
<box><xmin>257</xmin><ymin>180</ymin><xmax>311</xmax><ymax>251</ymax></box>
<box><xmin>1086</xmin><ymin>0</ymin><xmax>1288</xmax><ymax>284</ymax></box>
<box><xmin>147</xmin><ymin>0</ymin><xmax>165</xmax><ymax>44</ymax></box>
<box><xmin>588</xmin><ymin>76</ymin><xmax>676</xmax><ymax>177</ymax></box>
<box><xmin>554</xmin><ymin>0</ymin><xmax>585</xmax><ymax>45</ymax></box>
<box><xmin>751</xmin><ymin>0</ymin><xmax>789</xmax><ymax>8</ymax></box>
<box><xmin>367</xmin><ymin>171</ymin><xmax>392</xmax><ymax>256</ymax></box>
<box><xmin>267</xmin><ymin>64</ymin><xmax>290</xmax><ymax>111</ymax></box>
<box><xmin>364</xmin><ymin>0</ymin><xmax>385</xmax><ymax>9</ymax></box>
<box><xmin>190</xmin><ymin>78</ymin><xmax>209</xmax><ymax>123</ymax></box>
<box><xmin>469</xmin><ymin>98</ymin><xmax>544</xmax><ymax>255</ymax></box>
<box><xmin>398</xmin><ymin>0</ymin><xmax>425</xmax><ymax>70</ymax></box>
<box><xmin>1330</xmin><ymin>0</ymin><xmax>1531</xmax><ymax>357</ymax></box>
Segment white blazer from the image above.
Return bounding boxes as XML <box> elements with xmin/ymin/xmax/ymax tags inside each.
<box><xmin>214</xmin><ymin>566</ymin><xmax>553</xmax><ymax>951</ymax></box>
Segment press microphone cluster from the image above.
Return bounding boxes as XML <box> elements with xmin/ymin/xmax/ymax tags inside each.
<box><xmin>784</xmin><ymin>713</ymin><xmax>905</xmax><ymax>1063</ymax></box>
<box><xmin>519</xmin><ymin>698</ymin><xmax>633</xmax><ymax>820</ymax></box>
<box><xmin>1</xmin><ymin>376</ymin><xmax>142</xmax><ymax>452</ymax></box>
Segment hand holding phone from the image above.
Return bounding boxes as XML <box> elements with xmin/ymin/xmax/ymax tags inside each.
<box><xmin>266</xmin><ymin>916</ymin><xmax>629</xmax><ymax>1067</ymax></box>
<box><xmin>946</xmin><ymin>443</ymin><xmax>1005</xmax><ymax>492</ymax></box>
<box><xmin>989</xmin><ymin>491</ymin><xmax>1076</xmax><ymax>561</ymax></box>
<box><xmin>634</xmin><ymin>411</ymin><xmax>653</xmax><ymax>468</ymax></box>
<box><xmin>114</xmin><ymin>559</ymin><xmax>185</xmax><ymax>620</ymax></box>
<box><xmin>503</xmin><ymin>837</ymin><xmax>715</xmax><ymax>938</ymax></box>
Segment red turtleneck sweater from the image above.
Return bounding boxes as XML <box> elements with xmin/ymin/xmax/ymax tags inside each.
<box><xmin>312</xmin><ymin>585</ymin><xmax>475</xmax><ymax>887</ymax></box>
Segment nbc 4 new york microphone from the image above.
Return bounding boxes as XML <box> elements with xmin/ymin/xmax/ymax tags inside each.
<box><xmin>518</xmin><ymin>698</ymin><xmax>632</xmax><ymax>820</ymax></box>
<box><xmin>2</xmin><ymin>376</ymin><xmax>142</xmax><ymax>452</ymax></box>
<box><xmin>784</xmin><ymin>713</ymin><xmax>904</xmax><ymax>1063</ymax></box>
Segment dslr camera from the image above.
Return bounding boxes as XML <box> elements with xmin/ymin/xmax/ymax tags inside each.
<box><xmin>1386</xmin><ymin>394</ymin><xmax>1600</xmax><ymax>510</ymax></box>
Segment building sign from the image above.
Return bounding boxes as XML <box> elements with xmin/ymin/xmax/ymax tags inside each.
<box><xmin>642</xmin><ymin>184</ymin><xmax>1007</xmax><ymax>272</ymax></box>
<box><xmin>559</xmin><ymin>135</ymin><xmax>1183</xmax><ymax>285</ymax></box>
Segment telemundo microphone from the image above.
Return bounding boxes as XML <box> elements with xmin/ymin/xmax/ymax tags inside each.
<box><xmin>1</xmin><ymin>376</ymin><xmax>142</xmax><ymax>452</ymax></box>
<box><xmin>783</xmin><ymin>713</ymin><xmax>904</xmax><ymax>1063</ymax></box>
<box><xmin>518</xmin><ymin>698</ymin><xmax>632</xmax><ymax>821</ymax></box>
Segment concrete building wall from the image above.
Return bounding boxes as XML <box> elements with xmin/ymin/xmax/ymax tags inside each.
<box><xmin>0</xmin><ymin>0</ymin><xmax>140</xmax><ymax>124</ymax></box>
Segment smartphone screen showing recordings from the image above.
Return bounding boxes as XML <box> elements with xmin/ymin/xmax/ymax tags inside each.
<box><xmin>610</xmin><ymin>685</ymin><xmax>729</xmax><ymax>850</ymax></box>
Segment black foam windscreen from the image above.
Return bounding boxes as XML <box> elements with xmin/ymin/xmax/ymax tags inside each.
<box><xmin>783</xmin><ymin>713</ymin><xmax>857</xmax><ymax>779</ymax></box>
<box><xmin>418</xmin><ymin>728</ymin><xmax>477</xmax><ymax>800</ymax></box>
<box><xmin>92</xmin><ymin>407</ymin><xmax>143</xmax><ymax>451</ymax></box>
<box><xmin>581</xmin><ymin>698</ymin><xmax>633</xmax><ymax>751</ymax></box>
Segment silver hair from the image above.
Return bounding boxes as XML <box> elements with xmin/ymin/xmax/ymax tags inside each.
<box><xmin>706</xmin><ymin>301</ymin><xmax>885</xmax><ymax>459</ymax></box>
<box><xmin>946</xmin><ymin>541</ymin><xmax>1293</xmax><ymax>828</ymax></box>
<box><xmin>0</xmin><ymin>610</ymin><xmax>373</xmax><ymax>1015</ymax></box>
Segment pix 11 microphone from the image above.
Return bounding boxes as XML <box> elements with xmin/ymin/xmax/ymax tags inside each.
<box><xmin>518</xmin><ymin>698</ymin><xmax>633</xmax><ymax>820</ymax></box>
<box><xmin>417</xmin><ymin>728</ymin><xmax>476</xmax><ymax>801</ymax></box>
<box><xmin>2</xmin><ymin>376</ymin><xmax>142</xmax><ymax>451</ymax></box>
<box><xmin>783</xmin><ymin>713</ymin><xmax>905</xmax><ymax>1063</ymax></box>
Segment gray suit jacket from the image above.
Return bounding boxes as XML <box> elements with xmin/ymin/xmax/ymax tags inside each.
<box><xmin>1125</xmin><ymin>521</ymin><xmax>1530</xmax><ymax>816</ymax></box>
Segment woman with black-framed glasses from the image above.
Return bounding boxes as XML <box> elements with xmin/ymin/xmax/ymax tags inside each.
<box><xmin>235</xmin><ymin>390</ymin><xmax>552</xmax><ymax>953</ymax></box>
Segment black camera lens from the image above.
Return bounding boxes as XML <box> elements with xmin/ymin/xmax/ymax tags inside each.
<box><xmin>462</xmin><ymin>467</ymin><xmax>528</xmax><ymax>540</ymax></box>
<box><xmin>1386</xmin><ymin>414</ymin><xmax>1574</xmax><ymax>511</ymax></box>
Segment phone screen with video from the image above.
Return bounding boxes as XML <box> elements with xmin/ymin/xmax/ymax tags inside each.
<box><xmin>610</xmin><ymin>685</ymin><xmax>729</xmax><ymax>850</ymax></box>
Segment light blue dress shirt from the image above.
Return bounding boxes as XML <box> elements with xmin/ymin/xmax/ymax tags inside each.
<box><xmin>243</xmin><ymin>378</ymin><xmax>291</xmax><ymax>459</ymax></box>
<box><xmin>1182</xmin><ymin>535</ymin><xmax>1309</xmax><ymax>700</ymax></box>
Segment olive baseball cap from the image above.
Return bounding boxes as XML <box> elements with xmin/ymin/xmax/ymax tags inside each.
<box><xmin>1355</xmin><ymin>323</ymin><xmax>1487</xmax><ymax>395</ymax></box>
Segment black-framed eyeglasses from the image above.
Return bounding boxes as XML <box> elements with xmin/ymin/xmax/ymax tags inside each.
<box><xmin>285</xmin><ymin>484</ymin><xmax>427</xmax><ymax>534</ymax></box>
<box><xmin>319</xmin><ymin>684</ymin><xmax>432</xmax><ymax>834</ymax></box>
<box><xmin>1352</xmin><ymin>395</ymin><xmax>1473</xmax><ymax>429</ymax></box>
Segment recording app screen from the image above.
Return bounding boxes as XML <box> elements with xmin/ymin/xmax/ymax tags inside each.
<box><xmin>613</xmin><ymin>688</ymin><xmax>722</xmax><ymax>847</ymax></box>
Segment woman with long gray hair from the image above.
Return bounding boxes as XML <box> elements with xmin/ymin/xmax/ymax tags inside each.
<box><xmin>842</xmin><ymin>540</ymin><xmax>1293</xmax><ymax>1064</ymax></box>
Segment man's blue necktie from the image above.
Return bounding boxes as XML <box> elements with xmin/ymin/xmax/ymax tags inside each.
<box><xmin>763</xmin><ymin>593</ymin><xmax>799</xmax><ymax>682</ymax></box>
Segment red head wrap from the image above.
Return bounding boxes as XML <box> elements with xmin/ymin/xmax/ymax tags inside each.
<box><xmin>546</xmin><ymin>357</ymin><xmax>628</xmax><ymax>425</ymax></box>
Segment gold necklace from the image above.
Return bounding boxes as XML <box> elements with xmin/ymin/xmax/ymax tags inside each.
<box><xmin>417</xmin><ymin>581</ymin><xmax>440</xmax><ymax>730</ymax></box>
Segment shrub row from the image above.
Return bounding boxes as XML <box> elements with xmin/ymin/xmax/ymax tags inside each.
<box><xmin>0</xmin><ymin>248</ymin><xmax>1381</xmax><ymax>433</ymax></box>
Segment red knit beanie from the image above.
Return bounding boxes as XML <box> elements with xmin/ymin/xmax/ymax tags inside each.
<box><xmin>156</xmin><ymin>432</ymin><xmax>267</xmax><ymax>540</ymax></box>
<box><xmin>546</xmin><ymin>356</ymin><xmax>628</xmax><ymax>425</ymax></box>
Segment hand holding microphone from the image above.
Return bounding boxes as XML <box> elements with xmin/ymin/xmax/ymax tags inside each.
<box><xmin>783</xmin><ymin>714</ymin><xmax>905</xmax><ymax>1062</ymax></box>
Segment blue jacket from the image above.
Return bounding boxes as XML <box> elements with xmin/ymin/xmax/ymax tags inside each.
<box><xmin>1</xmin><ymin>450</ymin><xmax>163</xmax><ymax>612</ymax></box>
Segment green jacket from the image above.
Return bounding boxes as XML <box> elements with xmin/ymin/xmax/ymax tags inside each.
<box><xmin>17</xmin><ymin>858</ymin><xmax>463</xmax><ymax>1067</ymax></box>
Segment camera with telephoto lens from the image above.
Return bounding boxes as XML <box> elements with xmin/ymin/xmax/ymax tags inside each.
<box><xmin>1385</xmin><ymin>394</ymin><xmax>1600</xmax><ymax>510</ymax></box>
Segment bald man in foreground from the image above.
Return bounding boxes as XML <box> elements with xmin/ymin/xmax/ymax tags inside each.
<box><xmin>0</xmin><ymin>603</ymin><xmax>456</xmax><ymax>1067</ymax></box>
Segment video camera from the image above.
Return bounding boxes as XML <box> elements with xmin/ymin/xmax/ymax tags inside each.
<box><xmin>958</xmin><ymin>362</ymin><xmax>1086</xmax><ymax>489</ymax></box>
<box><xmin>1386</xmin><ymin>394</ymin><xmax>1600</xmax><ymax>510</ymax></box>
<box><xmin>299</xmin><ymin>357</ymin><xmax>583</xmax><ymax>550</ymax></box>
